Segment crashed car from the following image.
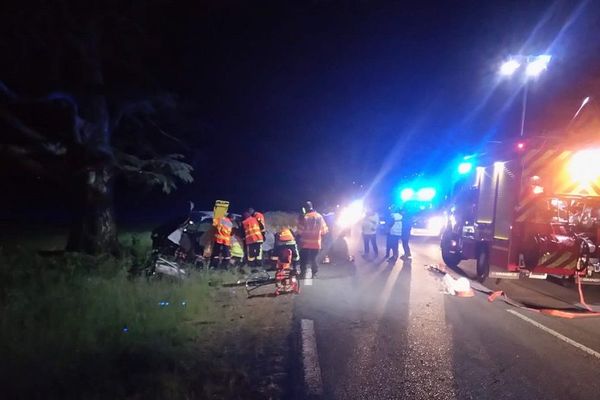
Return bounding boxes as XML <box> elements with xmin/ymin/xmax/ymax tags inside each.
<box><xmin>146</xmin><ymin>206</ymin><xmax>242</xmax><ymax>277</ymax></box>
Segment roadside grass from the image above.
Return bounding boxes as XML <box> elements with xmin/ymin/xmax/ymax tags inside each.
<box><xmin>0</xmin><ymin>237</ymin><xmax>259</xmax><ymax>399</ymax></box>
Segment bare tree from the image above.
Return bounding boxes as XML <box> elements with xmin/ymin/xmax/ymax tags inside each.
<box><xmin>0</xmin><ymin>0</ymin><xmax>193</xmax><ymax>254</ymax></box>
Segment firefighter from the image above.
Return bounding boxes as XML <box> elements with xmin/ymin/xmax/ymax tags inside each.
<box><xmin>242</xmin><ymin>211</ymin><xmax>264</xmax><ymax>268</ymax></box>
<box><xmin>274</xmin><ymin>248</ymin><xmax>300</xmax><ymax>295</ymax></box>
<box><xmin>297</xmin><ymin>201</ymin><xmax>329</xmax><ymax>278</ymax></box>
<box><xmin>248</xmin><ymin>208</ymin><xmax>266</xmax><ymax>237</ymax></box>
<box><xmin>211</xmin><ymin>213</ymin><xmax>233</xmax><ymax>268</ymax></box>
<box><xmin>230</xmin><ymin>228</ymin><xmax>245</xmax><ymax>267</ymax></box>
<box><xmin>248</xmin><ymin>208</ymin><xmax>266</xmax><ymax>265</ymax></box>
<box><xmin>274</xmin><ymin>226</ymin><xmax>300</xmax><ymax>267</ymax></box>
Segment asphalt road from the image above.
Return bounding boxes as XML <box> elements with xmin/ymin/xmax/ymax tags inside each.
<box><xmin>293</xmin><ymin>234</ymin><xmax>600</xmax><ymax>400</ymax></box>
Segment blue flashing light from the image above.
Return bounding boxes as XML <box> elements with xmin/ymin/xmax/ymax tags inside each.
<box><xmin>400</xmin><ymin>188</ymin><xmax>415</xmax><ymax>202</ymax></box>
<box><xmin>458</xmin><ymin>162</ymin><xmax>473</xmax><ymax>175</ymax></box>
<box><xmin>416</xmin><ymin>187</ymin><xmax>436</xmax><ymax>201</ymax></box>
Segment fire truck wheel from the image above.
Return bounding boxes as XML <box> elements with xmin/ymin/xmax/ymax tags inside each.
<box><xmin>441</xmin><ymin>247</ymin><xmax>461</xmax><ymax>268</ymax></box>
<box><xmin>441</xmin><ymin>234</ymin><xmax>462</xmax><ymax>268</ymax></box>
<box><xmin>476</xmin><ymin>246</ymin><xmax>490</xmax><ymax>282</ymax></box>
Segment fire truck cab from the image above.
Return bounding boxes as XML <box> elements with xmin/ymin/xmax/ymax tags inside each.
<box><xmin>441</xmin><ymin>138</ymin><xmax>600</xmax><ymax>284</ymax></box>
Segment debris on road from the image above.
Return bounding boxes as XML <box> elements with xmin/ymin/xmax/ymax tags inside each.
<box><xmin>427</xmin><ymin>264</ymin><xmax>474</xmax><ymax>297</ymax></box>
<box><xmin>428</xmin><ymin>264</ymin><xmax>600</xmax><ymax>318</ymax></box>
<box><xmin>442</xmin><ymin>273</ymin><xmax>474</xmax><ymax>297</ymax></box>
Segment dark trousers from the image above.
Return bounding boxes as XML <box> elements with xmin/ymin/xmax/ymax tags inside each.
<box><xmin>386</xmin><ymin>235</ymin><xmax>400</xmax><ymax>259</ymax></box>
<box><xmin>300</xmin><ymin>248</ymin><xmax>319</xmax><ymax>275</ymax></box>
<box><xmin>362</xmin><ymin>234</ymin><xmax>378</xmax><ymax>255</ymax></box>
<box><xmin>211</xmin><ymin>242</ymin><xmax>231</xmax><ymax>268</ymax></box>
<box><xmin>246</xmin><ymin>242</ymin><xmax>262</xmax><ymax>267</ymax></box>
<box><xmin>401</xmin><ymin>235</ymin><xmax>411</xmax><ymax>257</ymax></box>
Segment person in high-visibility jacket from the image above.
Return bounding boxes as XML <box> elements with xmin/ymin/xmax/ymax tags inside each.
<box><xmin>297</xmin><ymin>201</ymin><xmax>329</xmax><ymax>278</ymax></box>
<box><xmin>242</xmin><ymin>211</ymin><xmax>264</xmax><ymax>268</ymax></box>
<box><xmin>230</xmin><ymin>229</ymin><xmax>245</xmax><ymax>266</ymax></box>
<box><xmin>386</xmin><ymin>209</ymin><xmax>403</xmax><ymax>262</ymax></box>
<box><xmin>248</xmin><ymin>208</ymin><xmax>266</xmax><ymax>236</ymax></box>
<box><xmin>361</xmin><ymin>209</ymin><xmax>379</xmax><ymax>258</ymax></box>
<box><xmin>273</xmin><ymin>227</ymin><xmax>300</xmax><ymax>266</ymax></box>
<box><xmin>211</xmin><ymin>214</ymin><xmax>233</xmax><ymax>268</ymax></box>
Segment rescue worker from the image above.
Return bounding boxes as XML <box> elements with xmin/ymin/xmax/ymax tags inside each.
<box><xmin>211</xmin><ymin>213</ymin><xmax>233</xmax><ymax>268</ymax></box>
<box><xmin>401</xmin><ymin>208</ymin><xmax>413</xmax><ymax>260</ymax></box>
<box><xmin>386</xmin><ymin>208</ymin><xmax>403</xmax><ymax>262</ymax></box>
<box><xmin>230</xmin><ymin>226</ymin><xmax>245</xmax><ymax>267</ymax></box>
<box><xmin>274</xmin><ymin>248</ymin><xmax>300</xmax><ymax>295</ymax></box>
<box><xmin>248</xmin><ymin>208</ymin><xmax>266</xmax><ymax>266</ymax></box>
<box><xmin>361</xmin><ymin>209</ymin><xmax>379</xmax><ymax>258</ymax></box>
<box><xmin>242</xmin><ymin>211</ymin><xmax>264</xmax><ymax>268</ymax></box>
<box><xmin>274</xmin><ymin>226</ymin><xmax>300</xmax><ymax>267</ymax></box>
<box><xmin>248</xmin><ymin>208</ymin><xmax>266</xmax><ymax>237</ymax></box>
<box><xmin>297</xmin><ymin>201</ymin><xmax>329</xmax><ymax>278</ymax></box>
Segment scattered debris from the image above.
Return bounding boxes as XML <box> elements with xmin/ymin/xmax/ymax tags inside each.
<box><xmin>427</xmin><ymin>264</ymin><xmax>473</xmax><ymax>297</ymax></box>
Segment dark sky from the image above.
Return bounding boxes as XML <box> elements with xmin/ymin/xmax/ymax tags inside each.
<box><xmin>4</xmin><ymin>0</ymin><xmax>600</xmax><ymax>220</ymax></box>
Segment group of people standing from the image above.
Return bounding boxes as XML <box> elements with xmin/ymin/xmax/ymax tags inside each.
<box><xmin>361</xmin><ymin>207</ymin><xmax>412</xmax><ymax>262</ymax></box>
<box><xmin>211</xmin><ymin>202</ymin><xmax>329</xmax><ymax>278</ymax></box>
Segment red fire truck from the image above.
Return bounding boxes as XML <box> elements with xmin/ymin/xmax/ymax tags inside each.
<box><xmin>441</xmin><ymin>137</ymin><xmax>600</xmax><ymax>284</ymax></box>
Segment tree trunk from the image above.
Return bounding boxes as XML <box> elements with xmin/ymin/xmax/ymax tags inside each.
<box><xmin>65</xmin><ymin>29</ymin><xmax>120</xmax><ymax>255</ymax></box>
<box><xmin>66</xmin><ymin>165</ymin><xmax>120</xmax><ymax>255</ymax></box>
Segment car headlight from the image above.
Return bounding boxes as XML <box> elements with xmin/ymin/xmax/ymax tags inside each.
<box><xmin>427</xmin><ymin>215</ymin><xmax>446</xmax><ymax>234</ymax></box>
<box><xmin>337</xmin><ymin>199</ymin><xmax>365</xmax><ymax>228</ymax></box>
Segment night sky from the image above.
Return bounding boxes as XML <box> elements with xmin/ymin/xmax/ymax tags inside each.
<box><xmin>3</xmin><ymin>0</ymin><xmax>600</xmax><ymax>222</ymax></box>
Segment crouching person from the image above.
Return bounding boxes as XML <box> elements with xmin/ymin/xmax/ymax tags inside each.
<box><xmin>274</xmin><ymin>227</ymin><xmax>300</xmax><ymax>269</ymax></box>
<box><xmin>275</xmin><ymin>248</ymin><xmax>300</xmax><ymax>295</ymax></box>
<box><xmin>211</xmin><ymin>213</ymin><xmax>233</xmax><ymax>268</ymax></box>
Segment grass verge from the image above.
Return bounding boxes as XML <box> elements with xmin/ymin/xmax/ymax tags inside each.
<box><xmin>0</xmin><ymin>237</ymin><xmax>292</xmax><ymax>399</ymax></box>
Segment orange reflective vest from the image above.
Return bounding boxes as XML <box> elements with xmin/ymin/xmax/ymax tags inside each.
<box><xmin>298</xmin><ymin>211</ymin><xmax>329</xmax><ymax>249</ymax></box>
<box><xmin>278</xmin><ymin>228</ymin><xmax>295</xmax><ymax>243</ymax></box>
<box><xmin>213</xmin><ymin>217</ymin><xmax>233</xmax><ymax>246</ymax></box>
<box><xmin>242</xmin><ymin>216</ymin><xmax>264</xmax><ymax>244</ymax></box>
<box><xmin>254</xmin><ymin>211</ymin><xmax>265</xmax><ymax>229</ymax></box>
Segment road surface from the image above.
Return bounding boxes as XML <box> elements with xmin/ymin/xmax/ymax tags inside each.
<box><xmin>293</xmin><ymin>234</ymin><xmax>600</xmax><ymax>399</ymax></box>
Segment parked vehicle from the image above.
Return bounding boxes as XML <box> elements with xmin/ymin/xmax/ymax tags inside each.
<box><xmin>441</xmin><ymin>137</ymin><xmax>600</xmax><ymax>284</ymax></box>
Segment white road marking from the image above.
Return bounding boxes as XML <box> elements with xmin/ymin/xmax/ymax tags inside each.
<box><xmin>301</xmin><ymin>319</ymin><xmax>323</xmax><ymax>396</ymax></box>
<box><xmin>304</xmin><ymin>278</ymin><xmax>313</xmax><ymax>286</ymax></box>
<box><xmin>507</xmin><ymin>309</ymin><xmax>600</xmax><ymax>359</ymax></box>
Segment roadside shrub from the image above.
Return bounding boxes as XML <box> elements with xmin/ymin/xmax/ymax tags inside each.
<box><xmin>264</xmin><ymin>211</ymin><xmax>298</xmax><ymax>232</ymax></box>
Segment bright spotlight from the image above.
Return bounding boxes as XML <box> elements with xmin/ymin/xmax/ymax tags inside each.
<box><xmin>416</xmin><ymin>187</ymin><xmax>436</xmax><ymax>201</ymax></box>
<box><xmin>499</xmin><ymin>59</ymin><xmax>520</xmax><ymax>76</ymax></box>
<box><xmin>568</xmin><ymin>149</ymin><xmax>600</xmax><ymax>184</ymax></box>
<box><xmin>400</xmin><ymin>188</ymin><xmax>415</xmax><ymax>202</ymax></box>
<box><xmin>525</xmin><ymin>55</ymin><xmax>551</xmax><ymax>77</ymax></box>
<box><xmin>336</xmin><ymin>199</ymin><xmax>365</xmax><ymax>228</ymax></box>
<box><xmin>458</xmin><ymin>162</ymin><xmax>473</xmax><ymax>175</ymax></box>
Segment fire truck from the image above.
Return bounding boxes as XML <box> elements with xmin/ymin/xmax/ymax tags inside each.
<box><xmin>441</xmin><ymin>137</ymin><xmax>600</xmax><ymax>284</ymax></box>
